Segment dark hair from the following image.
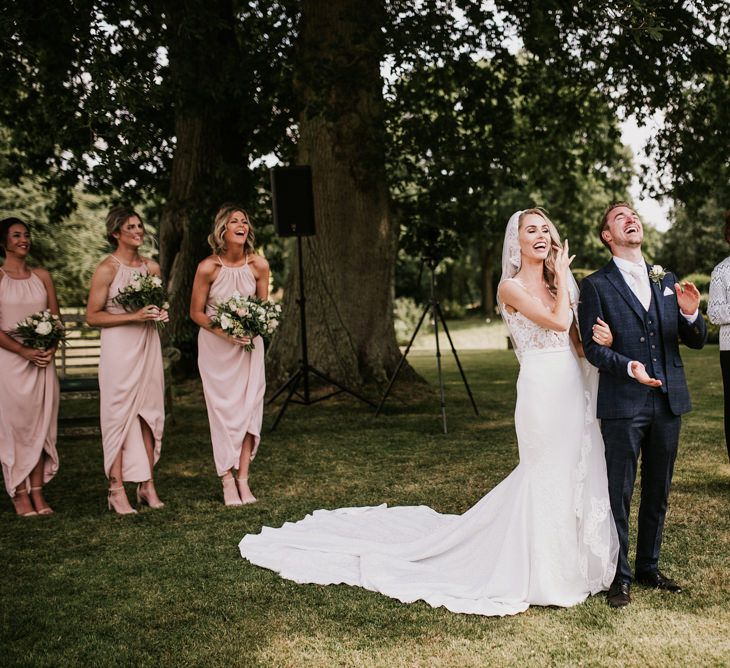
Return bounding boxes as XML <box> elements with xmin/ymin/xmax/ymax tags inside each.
<box><xmin>598</xmin><ymin>201</ymin><xmax>634</xmax><ymax>249</ymax></box>
<box><xmin>0</xmin><ymin>217</ymin><xmax>30</xmax><ymax>258</ymax></box>
<box><xmin>724</xmin><ymin>211</ymin><xmax>730</xmax><ymax>246</ymax></box>
<box><xmin>105</xmin><ymin>205</ymin><xmax>142</xmax><ymax>248</ymax></box>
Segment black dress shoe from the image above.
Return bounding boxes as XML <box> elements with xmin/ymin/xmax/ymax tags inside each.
<box><xmin>635</xmin><ymin>570</ymin><xmax>682</xmax><ymax>593</ymax></box>
<box><xmin>607</xmin><ymin>580</ymin><xmax>631</xmax><ymax>608</ymax></box>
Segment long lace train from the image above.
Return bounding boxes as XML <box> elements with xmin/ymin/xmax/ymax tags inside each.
<box><xmin>239</xmin><ymin>347</ymin><xmax>618</xmax><ymax>616</ymax></box>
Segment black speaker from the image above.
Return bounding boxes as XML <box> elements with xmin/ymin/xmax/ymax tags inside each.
<box><xmin>270</xmin><ymin>166</ymin><xmax>316</xmax><ymax>237</ymax></box>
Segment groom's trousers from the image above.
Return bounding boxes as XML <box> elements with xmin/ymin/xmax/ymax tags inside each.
<box><xmin>601</xmin><ymin>389</ymin><xmax>681</xmax><ymax>584</ymax></box>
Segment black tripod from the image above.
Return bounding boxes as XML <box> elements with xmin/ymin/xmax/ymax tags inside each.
<box><xmin>268</xmin><ymin>236</ymin><xmax>376</xmax><ymax>430</ymax></box>
<box><xmin>376</xmin><ymin>259</ymin><xmax>479</xmax><ymax>434</ymax></box>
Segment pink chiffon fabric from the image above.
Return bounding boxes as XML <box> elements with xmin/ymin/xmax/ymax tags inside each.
<box><xmin>98</xmin><ymin>257</ymin><xmax>164</xmax><ymax>482</ymax></box>
<box><xmin>198</xmin><ymin>259</ymin><xmax>265</xmax><ymax>475</ymax></box>
<box><xmin>0</xmin><ymin>269</ymin><xmax>60</xmax><ymax>497</ymax></box>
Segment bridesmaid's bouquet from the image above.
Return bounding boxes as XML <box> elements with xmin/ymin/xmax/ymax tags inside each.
<box><xmin>114</xmin><ymin>272</ymin><xmax>169</xmax><ymax>330</ymax></box>
<box><xmin>12</xmin><ymin>309</ymin><xmax>66</xmax><ymax>350</ymax></box>
<box><xmin>209</xmin><ymin>292</ymin><xmax>282</xmax><ymax>351</ymax></box>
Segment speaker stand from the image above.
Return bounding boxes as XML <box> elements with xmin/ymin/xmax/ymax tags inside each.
<box><xmin>375</xmin><ymin>260</ymin><xmax>479</xmax><ymax>434</ymax></box>
<box><xmin>268</xmin><ymin>237</ymin><xmax>376</xmax><ymax>430</ymax></box>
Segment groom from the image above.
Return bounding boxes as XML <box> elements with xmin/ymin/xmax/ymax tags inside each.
<box><xmin>578</xmin><ymin>202</ymin><xmax>706</xmax><ymax>608</ymax></box>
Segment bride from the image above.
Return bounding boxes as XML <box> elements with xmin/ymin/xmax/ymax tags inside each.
<box><xmin>239</xmin><ymin>209</ymin><xmax>619</xmax><ymax>616</ymax></box>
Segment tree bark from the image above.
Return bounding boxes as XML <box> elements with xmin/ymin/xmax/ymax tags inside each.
<box><xmin>158</xmin><ymin>0</ymin><xmax>244</xmax><ymax>373</ymax></box>
<box><xmin>266</xmin><ymin>0</ymin><xmax>413</xmax><ymax>390</ymax></box>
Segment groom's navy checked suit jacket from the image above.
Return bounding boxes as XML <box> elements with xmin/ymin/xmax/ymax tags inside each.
<box><xmin>578</xmin><ymin>261</ymin><xmax>707</xmax><ymax>420</ymax></box>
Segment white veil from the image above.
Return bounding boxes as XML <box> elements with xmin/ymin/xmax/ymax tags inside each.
<box><xmin>497</xmin><ymin>209</ymin><xmax>582</xmax><ymax>353</ymax></box>
<box><xmin>497</xmin><ymin>209</ymin><xmax>619</xmax><ymax>592</ymax></box>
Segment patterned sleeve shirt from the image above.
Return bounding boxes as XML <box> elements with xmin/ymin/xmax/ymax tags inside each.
<box><xmin>708</xmin><ymin>256</ymin><xmax>730</xmax><ymax>351</ymax></box>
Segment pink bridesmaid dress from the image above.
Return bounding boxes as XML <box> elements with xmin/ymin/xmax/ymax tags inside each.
<box><xmin>0</xmin><ymin>269</ymin><xmax>60</xmax><ymax>497</ymax></box>
<box><xmin>198</xmin><ymin>258</ymin><xmax>266</xmax><ymax>475</ymax></box>
<box><xmin>98</xmin><ymin>257</ymin><xmax>164</xmax><ymax>481</ymax></box>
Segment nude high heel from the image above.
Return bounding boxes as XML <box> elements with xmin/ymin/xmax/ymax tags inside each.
<box><xmin>29</xmin><ymin>486</ymin><xmax>53</xmax><ymax>515</ymax></box>
<box><xmin>136</xmin><ymin>482</ymin><xmax>165</xmax><ymax>509</ymax></box>
<box><xmin>108</xmin><ymin>486</ymin><xmax>137</xmax><ymax>515</ymax></box>
<box><xmin>236</xmin><ymin>476</ymin><xmax>257</xmax><ymax>505</ymax></box>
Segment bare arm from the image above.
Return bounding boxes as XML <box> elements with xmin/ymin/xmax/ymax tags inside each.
<box><xmin>498</xmin><ymin>240</ymin><xmax>576</xmax><ymax>332</ymax></box>
<box><xmin>189</xmin><ymin>258</ymin><xmax>218</xmax><ymax>330</ymax></box>
<box><xmin>250</xmin><ymin>254</ymin><xmax>270</xmax><ymax>300</ymax></box>
<box><xmin>86</xmin><ymin>259</ymin><xmax>160</xmax><ymax>328</ymax></box>
<box><xmin>498</xmin><ymin>276</ymin><xmax>573</xmax><ymax>332</ymax></box>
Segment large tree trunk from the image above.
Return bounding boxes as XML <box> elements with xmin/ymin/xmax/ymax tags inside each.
<box><xmin>158</xmin><ymin>0</ymin><xmax>244</xmax><ymax>373</ymax></box>
<box><xmin>159</xmin><ymin>116</ymin><xmax>222</xmax><ymax>373</ymax></box>
<box><xmin>266</xmin><ymin>0</ymin><xmax>412</xmax><ymax>390</ymax></box>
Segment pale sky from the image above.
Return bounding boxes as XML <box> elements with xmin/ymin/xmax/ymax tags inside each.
<box><xmin>620</xmin><ymin>113</ymin><xmax>671</xmax><ymax>232</ymax></box>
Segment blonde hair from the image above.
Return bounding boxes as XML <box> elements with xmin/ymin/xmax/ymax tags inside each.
<box><xmin>106</xmin><ymin>205</ymin><xmax>142</xmax><ymax>248</ymax></box>
<box><xmin>518</xmin><ymin>208</ymin><xmax>562</xmax><ymax>294</ymax></box>
<box><xmin>207</xmin><ymin>203</ymin><xmax>256</xmax><ymax>255</ymax></box>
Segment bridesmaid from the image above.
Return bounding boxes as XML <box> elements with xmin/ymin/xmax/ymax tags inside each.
<box><xmin>86</xmin><ymin>206</ymin><xmax>167</xmax><ymax>514</ymax></box>
<box><xmin>190</xmin><ymin>203</ymin><xmax>268</xmax><ymax>506</ymax></box>
<box><xmin>0</xmin><ymin>217</ymin><xmax>60</xmax><ymax>516</ymax></box>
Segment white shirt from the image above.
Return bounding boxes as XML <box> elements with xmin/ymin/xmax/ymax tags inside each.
<box><xmin>613</xmin><ymin>256</ymin><xmax>652</xmax><ymax>310</ymax></box>
<box><xmin>612</xmin><ymin>257</ymin><xmax>698</xmax><ymax>377</ymax></box>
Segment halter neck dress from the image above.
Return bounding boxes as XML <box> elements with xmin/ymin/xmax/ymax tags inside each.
<box><xmin>0</xmin><ymin>268</ymin><xmax>59</xmax><ymax>497</ymax></box>
<box><xmin>98</xmin><ymin>256</ymin><xmax>164</xmax><ymax>481</ymax></box>
<box><xmin>197</xmin><ymin>257</ymin><xmax>265</xmax><ymax>475</ymax></box>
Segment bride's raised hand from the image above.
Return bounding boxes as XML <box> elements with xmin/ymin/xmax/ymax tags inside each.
<box><xmin>553</xmin><ymin>239</ymin><xmax>575</xmax><ymax>282</ymax></box>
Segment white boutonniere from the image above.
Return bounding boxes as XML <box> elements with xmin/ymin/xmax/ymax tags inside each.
<box><xmin>648</xmin><ymin>264</ymin><xmax>667</xmax><ymax>284</ymax></box>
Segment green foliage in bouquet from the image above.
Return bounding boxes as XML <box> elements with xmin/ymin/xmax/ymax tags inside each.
<box><xmin>209</xmin><ymin>292</ymin><xmax>281</xmax><ymax>352</ymax></box>
<box><xmin>12</xmin><ymin>309</ymin><xmax>66</xmax><ymax>349</ymax></box>
<box><xmin>113</xmin><ymin>272</ymin><xmax>169</xmax><ymax>330</ymax></box>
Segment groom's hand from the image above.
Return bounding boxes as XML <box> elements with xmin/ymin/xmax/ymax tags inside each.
<box><xmin>674</xmin><ymin>281</ymin><xmax>701</xmax><ymax>315</ymax></box>
<box><xmin>630</xmin><ymin>361</ymin><xmax>663</xmax><ymax>388</ymax></box>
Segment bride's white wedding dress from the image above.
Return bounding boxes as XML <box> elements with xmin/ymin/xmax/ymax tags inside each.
<box><xmin>239</xmin><ymin>298</ymin><xmax>618</xmax><ymax>616</ymax></box>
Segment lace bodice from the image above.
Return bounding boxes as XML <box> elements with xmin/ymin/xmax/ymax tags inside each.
<box><xmin>500</xmin><ymin>279</ymin><xmax>570</xmax><ymax>358</ymax></box>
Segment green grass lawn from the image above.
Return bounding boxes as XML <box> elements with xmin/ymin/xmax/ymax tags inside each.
<box><xmin>2</xmin><ymin>347</ymin><xmax>729</xmax><ymax>667</ymax></box>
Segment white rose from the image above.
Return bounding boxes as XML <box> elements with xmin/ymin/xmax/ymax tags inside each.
<box><xmin>130</xmin><ymin>279</ymin><xmax>141</xmax><ymax>291</ymax></box>
<box><xmin>151</xmin><ymin>276</ymin><xmax>163</xmax><ymax>287</ymax></box>
<box><xmin>220</xmin><ymin>314</ymin><xmax>232</xmax><ymax>330</ymax></box>
<box><xmin>35</xmin><ymin>321</ymin><xmax>53</xmax><ymax>335</ymax></box>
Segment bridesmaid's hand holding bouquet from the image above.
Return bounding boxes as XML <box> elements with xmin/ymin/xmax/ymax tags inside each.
<box><xmin>114</xmin><ymin>272</ymin><xmax>170</xmax><ymax>330</ymax></box>
<box><xmin>11</xmin><ymin>309</ymin><xmax>66</xmax><ymax>358</ymax></box>
<box><xmin>210</xmin><ymin>292</ymin><xmax>281</xmax><ymax>351</ymax></box>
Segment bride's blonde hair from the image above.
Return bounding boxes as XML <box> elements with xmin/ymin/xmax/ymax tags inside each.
<box><xmin>518</xmin><ymin>208</ymin><xmax>562</xmax><ymax>295</ymax></box>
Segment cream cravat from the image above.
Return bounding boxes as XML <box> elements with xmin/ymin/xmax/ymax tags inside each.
<box><xmin>627</xmin><ymin>264</ymin><xmax>651</xmax><ymax>311</ymax></box>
